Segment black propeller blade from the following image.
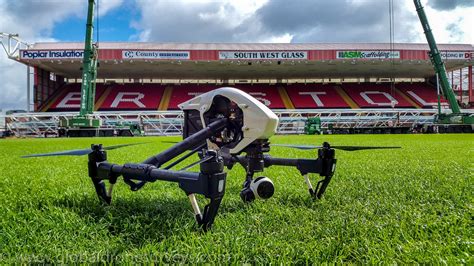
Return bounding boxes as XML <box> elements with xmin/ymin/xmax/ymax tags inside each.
<box><xmin>21</xmin><ymin>142</ymin><xmax>148</xmax><ymax>158</ymax></box>
<box><xmin>271</xmin><ymin>144</ymin><xmax>401</xmax><ymax>151</ymax></box>
<box><xmin>161</xmin><ymin>140</ymin><xmax>180</xmax><ymax>144</ymax></box>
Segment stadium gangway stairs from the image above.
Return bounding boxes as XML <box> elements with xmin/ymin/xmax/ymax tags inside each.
<box><xmin>3</xmin><ymin>109</ymin><xmax>472</xmax><ymax>137</ymax></box>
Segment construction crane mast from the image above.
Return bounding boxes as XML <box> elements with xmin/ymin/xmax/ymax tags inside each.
<box><xmin>79</xmin><ymin>0</ymin><xmax>99</xmax><ymax>118</ymax></box>
<box><xmin>60</xmin><ymin>0</ymin><xmax>102</xmax><ymax>134</ymax></box>
<box><xmin>413</xmin><ymin>0</ymin><xmax>473</xmax><ymax>125</ymax></box>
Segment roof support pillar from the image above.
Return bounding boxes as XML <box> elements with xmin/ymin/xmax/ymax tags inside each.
<box><xmin>459</xmin><ymin>68</ymin><xmax>463</xmax><ymax>102</ymax></box>
<box><xmin>26</xmin><ymin>66</ymin><xmax>31</xmax><ymax>112</ymax></box>
<box><xmin>468</xmin><ymin>65</ymin><xmax>472</xmax><ymax>104</ymax></box>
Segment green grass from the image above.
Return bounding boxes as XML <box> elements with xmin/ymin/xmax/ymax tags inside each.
<box><xmin>0</xmin><ymin>134</ymin><xmax>472</xmax><ymax>263</ymax></box>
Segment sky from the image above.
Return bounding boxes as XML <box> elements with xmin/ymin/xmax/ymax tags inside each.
<box><xmin>0</xmin><ymin>0</ymin><xmax>473</xmax><ymax>112</ymax></box>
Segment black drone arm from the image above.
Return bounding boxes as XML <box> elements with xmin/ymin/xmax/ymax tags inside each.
<box><xmin>142</xmin><ymin>118</ymin><xmax>228</xmax><ymax>166</ymax></box>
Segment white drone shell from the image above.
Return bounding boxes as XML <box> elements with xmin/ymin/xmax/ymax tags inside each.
<box><xmin>178</xmin><ymin>87</ymin><xmax>279</xmax><ymax>154</ymax></box>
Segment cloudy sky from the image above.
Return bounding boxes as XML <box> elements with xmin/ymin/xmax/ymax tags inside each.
<box><xmin>0</xmin><ymin>0</ymin><xmax>473</xmax><ymax>111</ymax></box>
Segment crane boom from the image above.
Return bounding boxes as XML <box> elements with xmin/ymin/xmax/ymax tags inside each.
<box><xmin>413</xmin><ymin>0</ymin><xmax>460</xmax><ymax>114</ymax></box>
<box><xmin>413</xmin><ymin>0</ymin><xmax>474</xmax><ymax>126</ymax></box>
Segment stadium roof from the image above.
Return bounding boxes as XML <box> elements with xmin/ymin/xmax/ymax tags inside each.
<box><xmin>27</xmin><ymin>42</ymin><xmax>474</xmax><ymax>50</ymax></box>
<box><xmin>17</xmin><ymin>42</ymin><xmax>473</xmax><ymax>80</ymax></box>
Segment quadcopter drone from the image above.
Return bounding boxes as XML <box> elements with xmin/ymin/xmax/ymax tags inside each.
<box><xmin>23</xmin><ymin>88</ymin><xmax>400</xmax><ymax>230</ymax></box>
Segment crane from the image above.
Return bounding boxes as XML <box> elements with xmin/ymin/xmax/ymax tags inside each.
<box><xmin>413</xmin><ymin>0</ymin><xmax>473</xmax><ymax>125</ymax></box>
<box><xmin>59</xmin><ymin>0</ymin><xmax>102</xmax><ymax>136</ymax></box>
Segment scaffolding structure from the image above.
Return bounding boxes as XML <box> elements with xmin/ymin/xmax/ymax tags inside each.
<box><xmin>4</xmin><ymin>108</ymin><xmax>471</xmax><ymax>137</ymax></box>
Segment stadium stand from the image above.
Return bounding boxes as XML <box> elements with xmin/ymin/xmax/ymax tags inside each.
<box><xmin>3</xmin><ymin>42</ymin><xmax>470</xmax><ymax>137</ymax></box>
<box><xmin>42</xmin><ymin>82</ymin><xmax>445</xmax><ymax>111</ymax></box>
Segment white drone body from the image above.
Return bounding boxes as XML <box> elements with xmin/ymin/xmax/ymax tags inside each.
<box><xmin>179</xmin><ymin>87</ymin><xmax>279</xmax><ymax>154</ymax></box>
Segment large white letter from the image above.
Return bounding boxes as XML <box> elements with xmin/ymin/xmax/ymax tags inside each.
<box><xmin>406</xmin><ymin>91</ymin><xmax>448</xmax><ymax>107</ymax></box>
<box><xmin>57</xmin><ymin>92</ymin><xmax>81</xmax><ymax>108</ymax></box>
<box><xmin>299</xmin><ymin>91</ymin><xmax>326</xmax><ymax>107</ymax></box>
<box><xmin>111</xmin><ymin>92</ymin><xmax>146</xmax><ymax>108</ymax></box>
<box><xmin>360</xmin><ymin>91</ymin><xmax>398</xmax><ymax>106</ymax></box>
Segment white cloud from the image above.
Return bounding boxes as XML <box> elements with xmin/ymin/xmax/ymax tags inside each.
<box><xmin>0</xmin><ymin>0</ymin><xmax>123</xmax><ymax>112</ymax></box>
<box><xmin>1</xmin><ymin>0</ymin><xmax>472</xmax><ymax>113</ymax></box>
<box><xmin>132</xmin><ymin>0</ymin><xmax>270</xmax><ymax>42</ymax></box>
<box><xmin>132</xmin><ymin>0</ymin><xmax>473</xmax><ymax>44</ymax></box>
<box><xmin>395</xmin><ymin>0</ymin><xmax>473</xmax><ymax>44</ymax></box>
<box><xmin>0</xmin><ymin>52</ymin><xmax>27</xmax><ymax>112</ymax></box>
<box><xmin>98</xmin><ymin>0</ymin><xmax>124</xmax><ymax>16</ymax></box>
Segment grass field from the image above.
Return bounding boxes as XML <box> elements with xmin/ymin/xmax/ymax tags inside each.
<box><xmin>0</xmin><ymin>134</ymin><xmax>472</xmax><ymax>263</ymax></box>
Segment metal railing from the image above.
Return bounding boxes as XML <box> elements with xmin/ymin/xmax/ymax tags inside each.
<box><xmin>2</xmin><ymin>109</ymin><xmax>471</xmax><ymax>137</ymax></box>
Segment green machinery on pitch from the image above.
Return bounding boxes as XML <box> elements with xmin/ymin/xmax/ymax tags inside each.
<box><xmin>304</xmin><ymin>117</ymin><xmax>321</xmax><ymax>135</ymax></box>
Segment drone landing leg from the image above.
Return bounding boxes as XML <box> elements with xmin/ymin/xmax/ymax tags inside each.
<box><xmin>88</xmin><ymin>144</ymin><xmax>112</xmax><ymax>204</ymax></box>
<box><xmin>188</xmin><ymin>194</ymin><xmax>202</xmax><ymax>221</ymax></box>
<box><xmin>314</xmin><ymin>144</ymin><xmax>336</xmax><ymax>199</ymax></box>
<box><xmin>89</xmin><ymin>149</ymin><xmax>226</xmax><ymax>230</ymax></box>
<box><xmin>260</xmin><ymin>144</ymin><xmax>337</xmax><ymax>199</ymax></box>
<box><xmin>303</xmin><ymin>174</ymin><xmax>316</xmax><ymax>198</ymax></box>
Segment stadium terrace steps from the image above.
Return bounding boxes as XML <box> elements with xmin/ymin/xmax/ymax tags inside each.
<box><xmin>94</xmin><ymin>85</ymin><xmax>113</xmax><ymax>111</ymax></box>
<box><xmin>277</xmin><ymin>85</ymin><xmax>295</xmax><ymax>109</ymax></box>
<box><xmin>334</xmin><ymin>86</ymin><xmax>359</xmax><ymax>109</ymax></box>
<box><xmin>158</xmin><ymin>86</ymin><xmax>174</xmax><ymax>111</ymax></box>
<box><xmin>392</xmin><ymin>87</ymin><xmax>422</xmax><ymax>109</ymax></box>
<box><xmin>43</xmin><ymin>82</ymin><xmax>444</xmax><ymax>111</ymax></box>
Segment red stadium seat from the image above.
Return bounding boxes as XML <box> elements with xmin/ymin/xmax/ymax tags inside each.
<box><xmin>237</xmin><ymin>85</ymin><xmax>286</xmax><ymax>109</ymax></box>
<box><xmin>396</xmin><ymin>83</ymin><xmax>448</xmax><ymax>108</ymax></box>
<box><xmin>98</xmin><ymin>84</ymin><xmax>165</xmax><ymax>111</ymax></box>
<box><xmin>285</xmin><ymin>84</ymin><xmax>350</xmax><ymax>109</ymax></box>
<box><xmin>168</xmin><ymin>85</ymin><xmax>218</xmax><ymax>110</ymax></box>
<box><xmin>167</xmin><ymin>84</ymin><xmax>286</xmax><ymax>109</ymax></box>
<box><xmin>342</xmin><ymin>83</ymin><xmax>414</xmax><ymax>108</ymax></box>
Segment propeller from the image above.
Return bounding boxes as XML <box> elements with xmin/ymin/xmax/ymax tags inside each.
<box><xmin>271</xmin><ymin>143</ymin><xmax>401</xmax><ymax>151</ymax></box>
<box><xmin>161</xmin><ymin>140</ymin><xmax>180</xmax><ymax>144</ymax></box>
<box><xmin>21</xmin><ymin>142</ymin><xmax>148</xmax><ymax>158</ymax></box>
